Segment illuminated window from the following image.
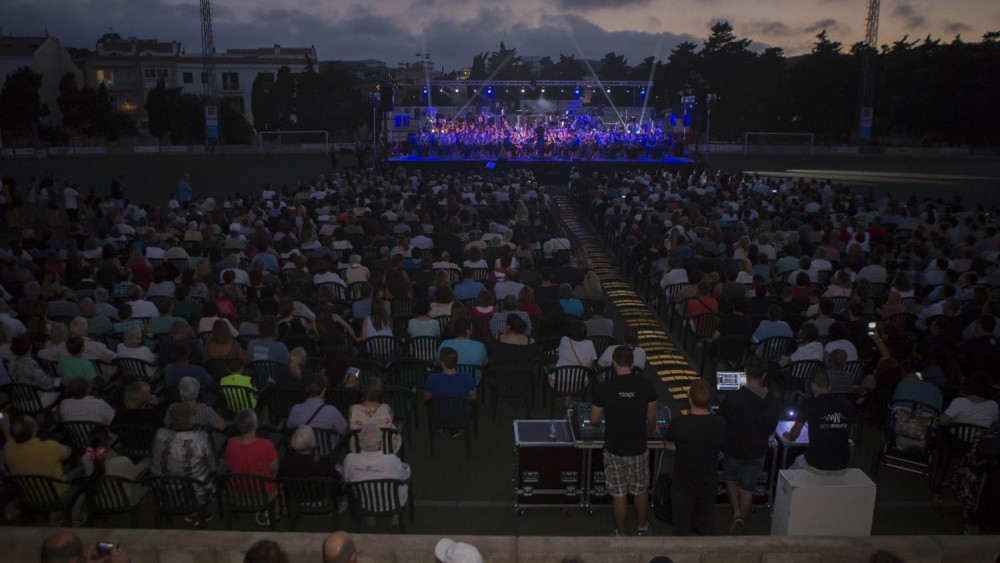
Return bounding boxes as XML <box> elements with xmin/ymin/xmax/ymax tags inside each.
<box><xmin>96</xmin><ymin>69</ymin><xmax>115</xmax><ymax>87</ymax></box>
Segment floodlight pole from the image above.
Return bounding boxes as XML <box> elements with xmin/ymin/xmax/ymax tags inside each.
<box><xmin>705</xmin><ymin>93</ymin><xmax>717</xmax><ymax>166</ymax></box>
<box><xmin>370</xmin><ymin>91</ymin><xmax>380</xmax><ymax>169</ymax></box>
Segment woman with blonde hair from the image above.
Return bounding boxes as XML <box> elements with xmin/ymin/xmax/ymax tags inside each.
<box><xmin>581</xmin><ymin>270</ymin><xmax>603</xmax><ymax>301</ymax></box>
<box><xmin>116</xmin><ymin>325</ymin><xmax>158</xmax><ymax>380</ymax></box>
<box><xmin>289</xmin><ymin>346</ymin><xmax>308</xmax><ymax>379</ymax></box>
<box><xmin>736</xmin><ymin>258</ymin><xmax>755</xmax><ymax>284</ymax></box>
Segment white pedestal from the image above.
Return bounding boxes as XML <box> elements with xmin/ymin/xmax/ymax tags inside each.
<box><xmin>770</xmin><ymin>468</ymin><xmax>876</xmax><ymax>536</ymax></box>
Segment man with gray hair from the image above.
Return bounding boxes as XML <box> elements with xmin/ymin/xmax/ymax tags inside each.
<box><xmin>175</xmin><ymin>376</ymin><xmax>224</xmax><ymax>431</ymax></box>
<box><xmin>92</xmin><ymin>287</ymin><xmax>120</xmax><ymax>320</ymax></box>
<box><xmin>59</xmin><ymin>316</ymin><xmax>117</xmax><ymax>363</ymax></box>
<box><xmin>342</xmin><ymin>423</ymin><xmax>411</xmax><ymax>505</ymax></box>
<box><xmin>80</xmin><ymin>298</ymin><xmax>114</xmax><ymax>336</ymax></box>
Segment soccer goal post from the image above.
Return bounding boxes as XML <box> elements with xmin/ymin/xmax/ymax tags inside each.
<box><xmin>743</xmin><ymin>132</ymin><xmax>814</xmax><ymax>157</ymax></box>
<box><xmin>259</xmin><ymin>130</ymin><xmax>330</xmax><ymax>153</ymax></box>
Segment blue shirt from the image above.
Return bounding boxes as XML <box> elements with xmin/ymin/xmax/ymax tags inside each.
<box><xmin>437</xmin><ymin>338</ymin><xmax>487</xmax><ymax>367</ymax></box>
<box><xmin>164</xmin><ymin>364</ymin><xmax>213</xmax><ymax>389</ymax></box>
<box><xmin>426</xmin><ymin>371</ymin><xmax>476</xmax><ymax>399</ymax></box>
<box><xmin>560</xmin><ymin>298</ymin><xmax>584</xmax><ymax>318</ymax></box>
<box><xmin>179</xmin><ymin>180</ymin><xmax>193</xmax><ymax>203</ymax></box>
<box><xmin>752</xmin><ymin>320</ymin><xmax>793</xmax><ymax>344</ymax></box>
<box><xmin>247</xmin><ymin>339</ymin><xmax>291</xmax><ymax>365</ymax></box>
<box><xmin>454</xmin><ymin>281</ymin><xmax>487</xmax><ymax>301</ymax></box>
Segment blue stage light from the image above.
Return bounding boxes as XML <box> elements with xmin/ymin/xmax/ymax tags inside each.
<box><xmin>574</xmin><ymin>87</ymin><xmax>581</xmax><ymax>96</ymax></box>
<box><xmin>422</xmin><ymin>88</ymin><xmax>428</xmax><ymax>95</ymax></box>
<box><xmin>486</xmin><ymin>87</ymin><xmax>493</xmax><ymax>95</ymax></box>
<box><xmin>640</xmin><ymin>88</ymin><xmax>646</xmax><ymax>96</ymax></box>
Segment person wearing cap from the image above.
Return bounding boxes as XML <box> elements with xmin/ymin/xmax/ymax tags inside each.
<box><xmin>434</xmin><ymin>538</ymin><xmax>482</xmax><ymax>563</ymax></box>
<box><xmin>152</xmin><ymin>402</ymin><xmax>217</xmax><ymax>511</ymax></box>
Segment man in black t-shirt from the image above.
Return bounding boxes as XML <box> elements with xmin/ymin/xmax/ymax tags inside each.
<box><xmin>783</xmin><ymin>369</ymin><xmax>853</xmax><ymax>474</ymax></box>
<box><xmin>590</xmin><ymin>346</ymin><xmax>658</xmax><ymax>537</ymax></box>
<box><xmin>718</xmin><ymin>355</ymin><xmax>780</xmax><ymax>533</ymax></box>
<box><xmin>664</xmin><ymin>380</ymin><xmax>726</xmax><ymax>536</ymax></box>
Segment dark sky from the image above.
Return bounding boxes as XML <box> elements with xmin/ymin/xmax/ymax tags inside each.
<box><xmin>1</xmin><ymin>0</ymin><xmax>996</xmax><ymax>70</ymax></box>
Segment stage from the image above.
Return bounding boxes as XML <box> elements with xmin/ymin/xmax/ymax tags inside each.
<box><xmin>385</xmin><ymin>156</ymin><xmax>697</xmax><ymax>183</ymax></box>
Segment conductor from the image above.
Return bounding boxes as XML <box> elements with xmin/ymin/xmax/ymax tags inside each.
<box><xmin>589</xmin><ymin>346</ymin><xmax>658</xmax><ymax>537</ymax></box>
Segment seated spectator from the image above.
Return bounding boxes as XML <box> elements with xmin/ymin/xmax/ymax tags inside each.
<box><xmin>437</xmin><ymin>318</ymin><xmax>488</xmax><ymax>368</ymax></box>
<box><xmin>361</xmin><ymin>297</ymin><xmax>394</xmax><ymax>340</ymax></box>
<box><xmin>517</xmin><ymin>286</ymin><xmax>543</xmax><ymax>319</ymax></box>
<box><xmin>37</xmin><ymin>322</ymin><xmax>69</xmax><ymax>363</ymax></box>
<box><xmin>426</xmin><ymin>347</ymin><xmax>477</xmax><ymax>403</ymax></box>
<box><xmin>225</xmin><ymin>408</ymin><xmax>279</xmax><ymax>517</ymax></box>
<box><xmin>343</xmin><ymin>423</ymin><xmax>411</xmax><ymax>506</ymax></box>
<box><xmin>112</xmin><ymin>381</ymin><xmax>165</xmax><ymax>427</ymax></box>
<box><xmin>80</xmin><ymin>297</ymin><xmax>114</xmax><ymax>337</ymax></box>
<box><xmin>58</xmin><ymin>336</ymin><xmax>99</xmax><ymax>382</ymax></box>
<box><xmin>164</xmin><ymin>343</ymin><xmax>213</xmax><ymax>390</ymax></box>
<box><xmin>824</xmin><ymin>350</ymin><xmax>855</xmax><ymax>395</ymax></box>
<box><xmin>752</xmin><ymin>304</ymin><xmax>794</xmax><ymax>348</ymax></box>
<box><xmin>2</xmin><ymin>414</ymin><xmax>74</xmax><ymax>493</ymax></box>
<box><xmin>489</xmin><ymin>314</ymin><xmax>538</xmax><ymax>369</ymax></box>
<box><xmin>152</xmin><ymin>402</ymin><xmax>217</xmax><ymax>513</ymax></box>
<box><xmin>279</xmin><ymin>425</ymin><xmax>339</xmax><ymax>480</ymax></box>
<box><xmin>407</xmin><ymin>300</ymin><xmax>441</xmax><ymax>339</ymax></box>
<box><xmin>556</xmin><ymin>321</ymin><xmax>597</xmax><ymax>368</ymax></box>
<box><xmin>787</xmin><ymin>322</ymin><xmax>824</xmax><ymax>363</ymax></box>
<box><xmin>204</xmin><ymin>319</ymin><xmax>246</xmax><ymax>363</ymax></box>
<box><xmin>149</xmin><ymin>298</ymin><xmax>189</xmax><ymax>336</ymax></box>
<box><xmin>584</xmin><ymin>300</ymin><xmax>614</xmax><ymax>338</ymax></box>
<box><xmin>597</xmin><ymin>327</ymin><xmax>648</xmax><ymax>370</ymax></box>
<box><xmin>277</xmin><ymin>298</ymin><xmax>313</xmax><ymax>337</ymax></box>
<box><xmin>197</xmin><ymin>301</ymin><xmax>238</xmax><ymax>338</ymax></box>
<box><xmin>247</xmin><ymin>316</ymin><xmax>291</xmax><ymax>365</ymax></box>
<box><xmin>239</xmin><ymin>304</ymin><xmax>262</xmax><ymax>337</ymax></box>
<box><xmin>470</xmin><ymin>290</ymin><xmax>497</xmax><ymax>318</ymax></box>
<box><xmin>824</xmin><ymin>322</ymin><xmax>859</xmax><ymax>363</ymax></box>
<box><xmin>558</xmin><ymin>283</ymin><xmax>584</xmax><ymax>317</ymax></box>
<box><xmin>287</xmin><ymin>373</ymin><xmax>349</xmax><ymax>448</ymax></box>
<box><xmin>490</xmin><ymin>295</ymin><xmax>533</xmax><ymax>338</ymax></box>
<box><xmin>60</xmin><ymin>376</ymin><xmax>115</xmax><ymax>426</ymax></box>
<box><xmin>939</xmin><ymin>373</ymin><xmax>999</xmax><ymax>428</ymax></box>
<box><xmin>429</xmin><ymin>286</ymin><xmax>455</xmax><ymax>318</ymax></box>
<box><xmin>349</xmin><ymin>377</ymin><xmax>401</xmax><ymax>453</ymax></box>
<box><xmin>8</xmin><ymin>336</ymin><xmax>60</xmax><ymax>408</ymax></box>
<box><xmin>313</xmin><ymin>259</ymin><xmax>346</xmax><ymax>288</ymax></box>
<box><xmin>454</xmin><ymin>268</ymin><xmax>488</xmax><ymax>302</ymax></box>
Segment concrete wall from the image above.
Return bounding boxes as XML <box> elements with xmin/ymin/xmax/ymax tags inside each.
<box><xmin>5</xmin><ymin>528</ymin><xmax>999</xmax><ymax>563</ymax></box>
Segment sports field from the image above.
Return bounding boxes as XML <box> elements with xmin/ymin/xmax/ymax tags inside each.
<box><xmin>2</xmin><ymin>152</ymin><xmax>998</xmax><ymax>207</ymax></box>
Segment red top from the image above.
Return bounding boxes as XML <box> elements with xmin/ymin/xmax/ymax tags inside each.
<box><xmin>225</xmin><ymin>437</ymin><xmax>278</xmax><ymax>493</ymax></box>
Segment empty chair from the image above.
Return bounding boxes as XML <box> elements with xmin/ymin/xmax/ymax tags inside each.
<box><xmin>8</xmin><ymin>474</ymin><xmax>83</xmax><ymax>526</ymax></box>
<box><xmin>363</xmin><ymin>336</ymin><xmax>398</xmax><ymax>365</ymax></box>
<box><xmin>426</xmin><ymin>397</ymin><xmax>477</xmax><ymax>458</ymax></box>
<box><xmin>115</xmin><ymin>357</ymin><xmax>159</xmax><ymax>385</ymax></box>
<box><xmin>83</xmin><ymin>474</ymin><xmax>150</xmax><ymax>528</ymax></box>
<box><xmin>546</xmin><ymin>365</ymin><xmax>595</xmax><ymax>418</ymax></box>
<box><xmin>488</xmin><ymin>367</ymin><xmax>534</xmax><ymax>423</ymax></box>
<box><xmin>143</xmin><ymin>474</ymin><xmax>214</xmax><ymax>528</ymax></box>
<box><xmin>407</xmin><ymin>336</ymin><xmax>440</xmax><ymax>363</ymax></box>
<box><xmin>756</xmin><ymin>336</ymin><xmax>795</xmax><ymax>362</ymax></box>
<box><xmin>281</xmin><ymin>476</ymin><xmax>343</xmax><ymax>530</ymax></box>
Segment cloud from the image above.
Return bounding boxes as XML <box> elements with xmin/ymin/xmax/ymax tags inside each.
<box><xmin>944</xmin><ymin>21</ymin><xmax>972</xmax><ymax>34</ymax></box>
<box><xmin>554</xmin><ymin>0</ymin><xmax>653</xmax><ymax>9</ymax></box>
<box><xmin>741</xmin><ymin>20</ymin><xmax>793</xmax><ymax>36</ymax></box>
<box><xmin>804</xmin><ymin>18</ymin><xmax>846</xmax><ymax>34</ymax></box>
<box><xmin>893</xmin><ymin>2</ymin><xmax>925</xmax><ymax>29</ymax></box>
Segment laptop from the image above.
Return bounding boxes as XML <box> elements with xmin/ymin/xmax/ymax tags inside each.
<box><xmin>716</xmin><ymin>370</ymin><xmax>747</xmax><ymax>392</ymax></box>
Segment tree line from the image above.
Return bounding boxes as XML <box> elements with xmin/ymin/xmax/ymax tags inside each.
<box><xmin>462</xmin><ymin>24</ymin><xmax>1000</xmax><ymax>146</ymax></box>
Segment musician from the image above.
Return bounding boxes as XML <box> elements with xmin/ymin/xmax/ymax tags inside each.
<box><xmin>589</xmin><ymin>346</ymin><xmax>658</xmax><ymax>537</ymax></box>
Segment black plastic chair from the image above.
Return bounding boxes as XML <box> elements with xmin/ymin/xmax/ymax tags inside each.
<box><xmin>202</xmin><ymin>358</ymin><xmax>232</xmax><ymax>384</ymax></box>
<box><xmin>111</xmin><ymin>423</ymin><xmax>159</xmax><ymax>462</ymax></box>
<box><xmin>143</xmin><ymin>474</ymin><xmax>214</xmax><ymax>527</ymax></box>
<box><xmin>247</xmin><ymin>360</ymin><xmax>291</xmax><ymax>391</ymax></box>
<box><xmin>427</xmin><ymin>397</ymin><xmax>477</xmax><ymax>458</ymax></box>
<box><xmin>364</xmin><ymin>336</ymin><xmax>398</xmax><ymax>365</ymax></box>
<box><xmin>756</xmin><ymin>336</ymin><xmax>796</xmax><ymax>361</ymax></box>
<box><xmin>326</xmin><ymin>387</ymin><xmax>364</xmax><ymax>419</ymax></box>
<box><xmin>705</xmin><ymin>335</ymin><xmax>752</xmax><ymax>374</ymax></box>
<box><xmin>0</xmin><ymin>383</ymin><xmax>60</xmax><ymax>418</ymax></box>
<box><xmin>83</xmin><ymin>473</ymin><xmax>149</xmax><ymax>527</ymax></box>
<box><xmin>8</xmin><ymin>474</ymin><xmax>83</xmax><ymax>526</ymax></box>
<box><xmin>388</xmin><ymin>358</ymin><xmax>432</xmax><ymax>391</ymax></box>
<box><xmin>60</xmin><ymin>421</ymin><xmax>109</xmax><ymax>456</ymax></box>
<box><xmin>843</xmin><ymin>360</ymin><xmax>872</xmax><ymax>385</ymax></box>
<box><xmin>784</xmin><ymin>360</ymin><xmax>826</xmax><ymax>402</ymax></box>
<box><xmin>114</xmin><ymin>357</ymin><xmax>160</xmax><ymax>385</ymax></box>
<box><xmin>587</xmin><ymin>335</ymin><xmax>616</xmax><ymax>358</ymax></box>
<box><xmin>488</xmin><ymin>367</ymin><xmax>533</xmax><ymax>423</ymax></box>
<box><xmin>217</xmin><ymin>385</ymin><xmax>259</xmax><ymax>418</ymax></box>
<box><xmin>311</xmin><ymin>427</ymin><xmax>345</xmax><ymax>461</ymax></box>
<box><xmin>345</xmin><ymin>478</ymin><xmax>413</xmax><ymax>533</ymax></box>
<box><xmin>347</xmin><ymin>426</ymin><xmax>403</xmax><ymax>456</ymax></box>
<box><xmin>350</xmin><ymin>358</ymin><xmax>391</xmax><ymax>384</ymax></box>
<box><xmin>347</xmin><ymin>282</ymin><xmax>369</xmax><ymax>301</ymax></box>
<box><xmin>546</xmin><ymin>366</ymin><xmax>595</xmax><ymax>418</ymax></box>
<box><xmin>407</xmin><ymin>336</ymin><xmax>440</xmax><ymax>363</ymax></box>
<box><xmin>435</xmin><ymin>315</ymin><xmax>452</xmax><ymax>335</ymax></box>
<box><xmin>217</xmin><ymin>473</ymin><xmax>278</xmax><ymax>530</ymax></box>
<box><xmin>469</xmin><ymin>268</ymin><xmax>490</xmax><ymax>282</ymax></box>
<box><xmin>261</xmin><ymin>386</ymin><xmax>307</xmax><ymax>428</ymax></box>
<box><xmin>281</xmin><ymin>476</ymin><xmax>343</xmax><ymax>530</ymax></box>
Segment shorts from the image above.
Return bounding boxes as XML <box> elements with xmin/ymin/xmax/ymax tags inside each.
<box><xmin>603</xmin><ymin>450</ymin><xmax>649</xmax><ymax>497</ymax></box>
<box><xmin>723</xmin><ymin>455</ymin><xmax>765</xmax><ymax>494</ymax></box>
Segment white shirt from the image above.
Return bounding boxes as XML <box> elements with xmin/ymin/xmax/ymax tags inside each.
<box><xmin>789</xmin><ymin>341</ymin><xmax>825</xmax><ymax>363</ymax></box>
<box><xmin>313</xmin><ymin>272</ymin><xmax>347</xmax><ymax>287</ymax></box>
<box><xmin>597</xmin><ymin>344</ymin><xmax>647</xmax><ymax>369</ymax></box>
<box><xmin>343</xmin><ymin>451</ymin><xmax>411</xmax><ymax>503</ymax></box>
<box><xmin>63</xmin><ymin>187</ymin><xmax>79</xmax><ymax>209</ymax></box>
<box><xmin>556</xmin><ymin>337</ymin><xmax>597</xmax><ymax>368</ymax></box>
<box><xmin>128</xmin><ymin>299</ymin><xmax>160</xmax><ymax>318</ymax></box>
<box><xmin>944</xmin><ymin>398</ymin><xmax>999</xmax><ymax>428</ymax></box>
<box><xmin>824</xmin><ymin>339</ymin><xmax>859</xmax><ymax>363</ymax></box>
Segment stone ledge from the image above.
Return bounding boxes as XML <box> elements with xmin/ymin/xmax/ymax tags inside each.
<box><xmin>4</xmin><ymin>528</ymin><xmax>998</xmax><ymax>563</ymax></box>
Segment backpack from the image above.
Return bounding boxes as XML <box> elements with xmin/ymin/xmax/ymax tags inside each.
<box><xmin>652</xmin><ymin>471</ymin><xmax>673</xmax><ymax>523</ymax></box>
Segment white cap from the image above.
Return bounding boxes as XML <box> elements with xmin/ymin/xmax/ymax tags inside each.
<box><xmin>434</xmin><ymin>539</ymin><xmax>482</xmax><ymax>563</ymax></box>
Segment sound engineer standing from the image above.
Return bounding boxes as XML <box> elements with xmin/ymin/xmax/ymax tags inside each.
<box><xmin>590</xmin><ymin>346</ymin><xmax>658</xmax><ymax>537</ymax></box>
